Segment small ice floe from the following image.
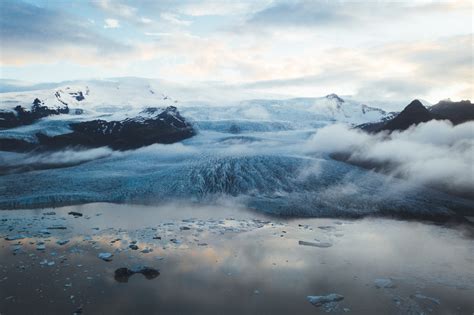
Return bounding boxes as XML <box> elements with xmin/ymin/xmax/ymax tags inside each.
<box><xmin>68</xmin><ymin>211</ymin><xmax>83</xmax><ymax>218</ymax></box>
<box><xmin>307</xmin><ymin>293</ymin><xmax>344</xmax><ymax>306</ymax></box>
<box><xmin>129</xmin><ymin>244</ymin><xmax>139</xmax><ymax>250</ymax></box>
<box><xmin>5</xmin><ymin>235</ymin><xmax>26</xmax><ymax>241</ymax></box>
<box><xmin>98</xmin><ymin>252</ymin><xmax>113</xmax><ymax>261</ymax></box>
<box><xmin>141</xmin><ymin>248</ymin><xmax>153</xmax><ymax>253</ymax></box>
<box><xmin>170</xmin><ymin>239</ymin><xmax>181</xmax><ymax>245</ymax></box>
<box><xmin>180</xmin><ymin>226</ymin><xmax>191</xmax><ymax>231</ymax></box>
<box><xmin>73</xmin><ymin>306</ymin><xmax>83</xmax><ymax>315</ymax></box>
<box><xmin>39</xmin><ymin>229</ymin><xmax>51</xmax><ymax>235</ymax></box>
<box><xmin>414</xmin><ymin>294</ymin><xmax>440</xmax><ymax>305</ymax></box>
<box><xmin>43</xmin><ymin>212</ymin><xmax>56</xmax><ymax>216</ymax></box>
<box><xmin>56</xmin><ymin>239</ymin><xmax>69</xmax><ymax>246</ymax></box>
<box><xmin>197</xmin><ymin>243</ymin><xmax>208</xmax><ymax>246</ymax></box>
<box><xmin>298</xmin><ymin>240</ymin><xmax>332</xmax><ymax>248</ymax></box>
<box><xmin>374</xmin><ymin>278</ymin><xmax>395</xmax><ymax>289</ymax></box>
<box><xmin>318</xmin><ymin>226</ymin><xmax>335</xmax><ymax>231</ymax></box>
<box><xmin>39</xmin><ymin>259</ymin><xmax>55</xmax><ymax>266</ymax></box>
<box><xmin>47</xmin><ymin>226</ymin><xmax>67</xmax><ymax>230</ymax></box>
<box><xmin>114</xmin><ymin>266</ymin><xmax>160</xmax><ymax>283</ymax></box>
<box><xmin>36</xmin><ymin>244</ymin><xmax>46</xmax><ymax>251</ymax></box>
<box><xmin>11</xmin><ymin>245</ymin><xmax>23</xmax><ymax>252</ymax></box>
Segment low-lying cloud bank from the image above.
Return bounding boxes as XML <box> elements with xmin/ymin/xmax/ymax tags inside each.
<box><xmin>0</xmin><ymin>147</ymin><xmax>116</xmax><ymax>174</ymax></box>
<box><xmin>306</xmin><ymin>120</ymin><xmax>474</xmax><ymax>198</ymax></box>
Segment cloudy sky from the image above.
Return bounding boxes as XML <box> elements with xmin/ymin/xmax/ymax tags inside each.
<box><xmin>0</xmin><ymin>0</ymin><xmax>472</xmax><ymax>102</ymax></box>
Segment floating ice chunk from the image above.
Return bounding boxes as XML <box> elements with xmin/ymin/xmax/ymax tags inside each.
<box><xmin>129</xmin><ymin>244</ymin><xmax>139</xmax><ymax>250</ymax></box>
<box><xmin>39</xmin><ymin>229</ymin><xmax>51</xmax><ymax>235</ymax></box>
<box><xmin>39</xmin><ymin>259</ymin><xmax>54</xmax><ymax>266</ymax></box>
<box><xmin>47</xmin><ymin>226</ymin><xmax>67</xmax><ymax>230</ymax></box>
<box><xmin>36</xmin><ymin>244</ymin><xmax>46</xmax><ymax>250</ymax></box>
<box><xmin>5</xmin><ymin>235</ymin><xmax>26</xmax><ymax>241</ymax></box>
<box><xmin>374</xmin><ymin>278</ymin><xmax>395</xmax><ymax>288</ymax></box>
<box><xmin>307</xmin><ymin>293</ymin><xmax>344</xmax><ymax>306</ymax></box>
<box><xmin>68</xmin><ymin>211</ymin><xmax>83</xmax><ymax>217</ymax></box>
<box><xmin>56</xmin><ymin>239</ymin><xmax>69</xmax><ymax>246</ymax></box>
<box><xmin>98</xmin><ymin>252</ymin><xmax>113</xmax><ymax>261</ymax></box>
<box><xmin>414</xmin><ymin>294</ymin><xmax>440</xmax><ymax>305</ymax></box>
<box><xmin>11</xmin><ymin>245</ymin><xmax>22</xmax><ymax>252</ymax></box>
<box><xmin>298</xmin><ymin>240</ymin><xmax>332</xmax><ymax>248</ymax></box>
<box><xmin>43</xmin><ymin>212</ymin><xmax>56</xmax><ymax>216</ymax></box>
<box><xmin>318</xmin><ymin>226</ymin><xmax>335</xmax><ymax>231</ymax></box>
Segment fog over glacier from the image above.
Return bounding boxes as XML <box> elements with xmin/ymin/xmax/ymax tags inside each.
<box><xmin>307</xmin><ymin>120</ymin><xmax>474</xmax><ymax>196</ymax></box>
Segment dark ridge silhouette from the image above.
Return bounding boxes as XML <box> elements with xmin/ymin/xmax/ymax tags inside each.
<box><xmin>359</xmin><ymin>99</ymin><xmax>473</xmax><ymax>133</ymax></box>
<box><xmin>0</xmin><ymin>106</ymin><xmax>195</xmax><ymax>152</ymax></box>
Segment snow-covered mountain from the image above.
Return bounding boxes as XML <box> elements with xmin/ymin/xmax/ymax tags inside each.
<box><xmin>1</xmin><ymin>78</ymin><xmax>390</xmax><ymax>127</ymax></box>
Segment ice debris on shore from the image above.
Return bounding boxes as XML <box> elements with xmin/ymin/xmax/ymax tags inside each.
<box><xmin>374</xmin><ymin>278</ymin><xmax>395</xmax><ymax>288</ymax></box>
<box><xmin>298</xmin><ymin>240</ymin><xmax>332</xmax><ymax>248</ymax></box>
<box><xmin>98</xmin><ymin>253</ymin><xmax>113</xmax><ymax>261</ymax></box>
<box><xmin>307</xmin><ymin>293</ymin><xmax>344</xmax><ymax>306</ymax></box>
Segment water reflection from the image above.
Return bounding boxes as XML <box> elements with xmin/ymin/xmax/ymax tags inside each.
<box><xmin>0</xmin><ymin>203</ymin><xmax>473</xmax><ymax>314</ymax></box>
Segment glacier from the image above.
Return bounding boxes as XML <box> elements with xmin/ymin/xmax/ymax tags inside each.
<box><xmin>0</xmin><ymin>79</ymin><xmax>472</xmax><ymax>217</ymax></box>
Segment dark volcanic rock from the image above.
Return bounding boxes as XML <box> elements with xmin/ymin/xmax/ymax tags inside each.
<box><xmin>0</xmin><ymin>138</ymin><xmax>37</xmax><ymax>152</ymax></box>
<box><xmin>114</xmin><ymin>266</ymin><xmax>160</xmax><ymax>283</ymax></box>
<box><xmin>36</xmin><ymin>106</ymin><xmax>195</xmax><ymax>150</ymax></box>
<box><xmin>68</xmin><ymin>211</ymin><xmax>83</xmax><ymax>217</ymax></box>
<box><xmin>0</xmin><ymin>98</ymin><xmax>69</xmax><ymax>129</ymax></box>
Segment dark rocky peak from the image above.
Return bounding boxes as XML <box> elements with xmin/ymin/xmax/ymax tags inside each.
<box><xmin>69</xmin><ymin>91</ymin><xmax>85</xmax><ymax>101</ymax></box>
<box><xmin>325</xmin><ymin>93</ymin><xmax>344</xmax><ymax>103</ymax></box>
<box><xmin>380</xmin><ymin>99</ymin><xmax>432</xmax><ymax>132</ymax></box>
<box><xmin>32</xmin><ymin>98</ymin><xmax>43</xmax><ymax>107</ymax></box>
<box><xmin>403</xmin><ymin>99</ymin><xmax>429</xmax><ymax>114</ymax></box>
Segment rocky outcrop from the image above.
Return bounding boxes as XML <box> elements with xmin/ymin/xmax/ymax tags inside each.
<box><xmin>0</xmin><ymin>98</ymin><xmax>69</xmax><ymax>129</ymax></box>
<box><xmin>429</xmin><ymin>100</ymin><xmax>473</xmax><ymax>125</ymax></box>
<box><xmin>35</xmin><ymin>106</ymin><xmax>195</xmax><ymax>151</ymax></box>
<box><xmin>359</xmin><ymin>99</ymin><xmax>473</xmax><ymax>133</ymax></box>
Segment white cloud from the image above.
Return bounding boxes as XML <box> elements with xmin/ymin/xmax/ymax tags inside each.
<box><xmin>306</xmin><ymin>120</ymin><xmax>474</xmax><ymax>196</ymax></box>
<box><xmin>104</xmin><ymin>18</ymin><xmax>120</xmax><ymax>29</ymax></box>
<box><xmin>160</xmin><ymin>13</ymin><xmax>192</xmax><ymax>26</ymax></box>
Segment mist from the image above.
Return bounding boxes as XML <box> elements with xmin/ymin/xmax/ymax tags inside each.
<box><xmin>306</xmin><ymin>120</ymin><xmax>474</xmax><ymax>197</ymax></box>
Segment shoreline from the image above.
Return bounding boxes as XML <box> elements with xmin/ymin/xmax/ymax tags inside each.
<box><xmin>1</xmin><ymin>201</ymin><xmax>473</xmax><ymax>226</ymax></box>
